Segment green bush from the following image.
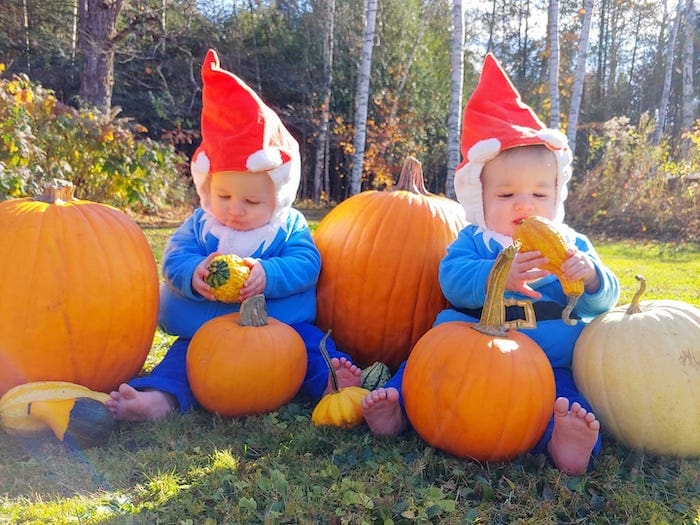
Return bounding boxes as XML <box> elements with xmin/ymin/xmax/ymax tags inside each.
<box><xmin>0</xmin><ymin>65</ymin><xmax>189</xmax><ymax>213</ymax></box>
<box><xmin>567</xmin><ymin>115</ymin><xmax>699</xmax><ymax>241</ymax></box>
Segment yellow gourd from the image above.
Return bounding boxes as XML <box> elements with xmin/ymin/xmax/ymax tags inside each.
<box><xmin>512</xmin><ymin>215</ymin><xmax>583</xmax><ymax>325</ymax></box>
<box><xmin>0</xmin><ymin>381</ymin><xmax>109</xmax><ymax>436</ymax></box>
<box><xmin>311</xmin><ymin>332</ymin><xmax>369</xmax><ymax>429</ymax></box>
<box><xmin>205</xmin><ymin>254</ymin><xmax>251</xmax><ymax>303</ymax></box>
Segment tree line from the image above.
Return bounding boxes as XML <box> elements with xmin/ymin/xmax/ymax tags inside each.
<box><xmin>0</xmin><ymin>0</ymin><xmax>697</xmax><ymax>204</ymax></box>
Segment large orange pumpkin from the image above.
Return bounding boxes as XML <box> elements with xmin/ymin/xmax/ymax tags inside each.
<box><xmin>403</xmin><ymin>243</ymin><xmax>555</xmax><ymax>462</ymax></box>
<box><xmin>0</xmin><ymin>179</ymin><xmax>159</xmax><ymax>396</ymax></box>
<box><xmin>314</xmin><ymin>157</ymin><xmax>466</xmax><ymax>370</ymax></box>
<box><xmin>186</xmin><ymin>294</ymin><xmax>307</xmax><ymax>417</ymax></box>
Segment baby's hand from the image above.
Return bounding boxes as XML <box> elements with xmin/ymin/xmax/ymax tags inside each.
<box><xmin>192</xmin><ymin>252</ymin><xmax>219</xmax><ymax>300</ymax></box>
<box><xmin>506</xmin><ymin>250</ymin><xmax>550</xmax><ymax>299</ymax></box>
<box><xmin>560</xmin><ymin>248</ymin><xmax>600</xmax><ymax>293</ymax></box>
<box><xmin>239</xmin><ymin>258</ymin><xmax>267</xmax><ymax>300</ymax></box>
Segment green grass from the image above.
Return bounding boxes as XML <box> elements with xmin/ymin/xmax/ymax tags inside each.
<box><xmin>1</xmin><ymin>227</ymin><xmax>699</xmax><ymax>524</ymax></box>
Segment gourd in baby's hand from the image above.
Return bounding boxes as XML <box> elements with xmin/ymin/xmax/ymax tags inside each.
<box><xmin>512</xmin><ymin>215</ymin><xmax>584</xmax><ymax>325</ymax></box>
<box><xmin>205</xmin><ymin>254</ymin><xmax>251</xmax><ymax>303</ymax></box>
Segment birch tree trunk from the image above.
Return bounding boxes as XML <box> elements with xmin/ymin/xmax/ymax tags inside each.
<box><xmin>312</xmin><ymin>0</ymin><xmax>336</xmax><ymax>204</ymax></box>
<box><xmin>445</xmin><ymin>0</ymin><xmax>464</xmax><ymax>199</ymax></box>
<box><xmin>348</xmin><ymin>0</ymin><xmax>378</xmax><ymax>196</ymax></box>
<box><xmin>651</xmin><ymin>0</ymin><xmax>681</xmax><ymax>145</ymax></box>
<box><xmin>78</xmin><ymin>0</ymin><xmax>127</xmax><ymax>113</ymax></box>
<box><xmin>566</xmin><ymin>0</ymin><xmax>595</xmax><ymax>154</ymax></box>
<box><xmin>681</xmin><ymin>0</ymin><xmax>695</xmax><ymax>133</ymax></box>
<box><xmin>547</xmin><ymin>0</ymin><xmax>560</xmax><ymax>128</ymax></box>
<box><xmin>71</xmin><ymin>0</ymin><xmax>79</xmax><ymax>61</ymax></box>
<box><xmin>21</xmin><ymin>0</ymin><xmax>30</xmax><ymax>72</ymax></box>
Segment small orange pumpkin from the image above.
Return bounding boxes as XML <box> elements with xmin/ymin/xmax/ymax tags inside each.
<box><xmin>0</xmin><ymin>180</ymin><xmax>159</xmax><ymax>396</ymax></box>
<box><xmin>403</xmin><ymin>243</ymin><xmax>555</xmax><ymax>462</ymax></box>
<box><xmin>186</xmin><ymin>294</ymin><xmax>307</xmax><ymax>417</ymax></box>
<box><xmin>314</xmin><ymin>157</ymin><xmax>466</xmax><ymax>370</ymax></box>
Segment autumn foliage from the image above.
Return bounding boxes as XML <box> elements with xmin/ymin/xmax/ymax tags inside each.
<box><xmin>0</xmin><ymin>65</ymin><xmax>189</xmax><ymax>212</ymax></box>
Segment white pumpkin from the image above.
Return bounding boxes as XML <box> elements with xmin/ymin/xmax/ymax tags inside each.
<box><xmin>573</xmin><ymin>276</ymin><xmax>700</xmax><ymax>457</ymax></box>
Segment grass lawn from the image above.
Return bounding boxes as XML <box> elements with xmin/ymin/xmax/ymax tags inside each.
<box><xmin>1</xmin><ymin>224</ymin><xmax>698</xmax><ymax>524</ymax></box>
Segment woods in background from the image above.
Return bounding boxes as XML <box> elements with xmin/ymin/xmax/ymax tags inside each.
<box><xmin>0</xmin><ymin>0</ymin><xmax>697</xmax><ymax>209</ymax></box>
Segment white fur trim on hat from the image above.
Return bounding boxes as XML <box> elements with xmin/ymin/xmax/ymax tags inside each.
<box><xmin>468</xmin><ymin>138</ymin><xmax>502</xmax><ymax>163</ymax></box>
<box><xmin>454</xmin><ymin>139</ymin><xmax>573</xmax><ymax>232</ymax></box>
<box><xmin>536</xmin><ymin>129</ymin><xmax>568</xmax><ymax>150</ymax></box>
<box><xmin>268</xmin><ymin>154</ymin><xmax>301</xmax><ymax>223</ymax></box>
<box><xmin>247</xmin><ymin>148</ymin><xmax>283</xmax><ymax>172</ymax></box>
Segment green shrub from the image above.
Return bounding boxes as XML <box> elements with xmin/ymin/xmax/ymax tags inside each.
<box><xmin>567</xmin><ymin>114</ymin><xmax>699</xmax><ymax>241</ymax></box>
<box><xmin>0</xmin><ymin>65</ymin><xmax>189</xmax><ymax>213</ymax></box>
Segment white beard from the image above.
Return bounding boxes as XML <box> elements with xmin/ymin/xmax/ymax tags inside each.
<box><xmin>201</xmin><ymin>212</ymin><xmax>285</xmax><ymax>257</ymax></box>
<box><xmin>478</xmin><ymin>228</ymin><xmax>513</xmax><ymax>251</ymax></box>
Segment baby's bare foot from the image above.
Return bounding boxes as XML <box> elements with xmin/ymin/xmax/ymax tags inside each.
<box><xmin>361</xmin><ymin>387</ymin><xmax>408</xmax><ymax>436</ymax></box>
<box><xmin>105</xmin><ymin>383</ymin><xmax>177</xmax><ymax>422</ymax></box>
<box><xmin>548</xmin><ymin>397</ymin><xmax>600</xmax><ymax>475</ymax></box>
<box><xmin>324</xmin><ymin>357</ymin><xmax>361</xmax><ymax>394</ymax></box>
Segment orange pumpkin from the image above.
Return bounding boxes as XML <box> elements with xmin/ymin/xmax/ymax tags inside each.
<box><xmin>186</xmin><ymin>294</ymin><xmax>307</xmax><ymax>417</ymax></box>
<box><xmin>0</xmin><ymin>180</ymin><xmax>159</xmax><ymax>396</ymax></box>
<box><xmin>314</xmin><ymin>157</ymin><xmax>466</xmax><ymax>370</ymax></box>
<box><xmin>403</xmin><ymin>243</ymin><xmax>555</xmax><ymax>462</ymax></box>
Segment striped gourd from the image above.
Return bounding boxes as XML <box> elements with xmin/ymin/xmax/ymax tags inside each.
<box><xmin>360</xmin><ymin>361</ymin><xmax>391</xmax><ymax>391</ymax></box>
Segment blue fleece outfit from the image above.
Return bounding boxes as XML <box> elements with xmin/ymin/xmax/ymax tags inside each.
<box><xmin>385</xmin><ymin>224</ymin><xmax>619</xmax><ymax>456</ymax></box>
<box><xmin>130</xmin><ymin>207</ymin><xmax>352</xmax><ymax>411</ymax></box>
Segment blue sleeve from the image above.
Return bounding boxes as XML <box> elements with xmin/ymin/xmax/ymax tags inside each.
<box><xmin>438</xmin><ymin>226</ymin><xmax>497</xmax><ymax>309</ymax></box>
<box><xmin>161</xmin><ymin>211</ymin><xmax>211</xmax><ymax>301</ymax></box>
<box><xmin>572</xmin><ymin>233</ymin><xmax>620</xmax><ymax>318</ymax></box>
<box><xmin>260</xmin><ymin>210</ymin><xmax>321</xmax><ymax>299</ymax></box>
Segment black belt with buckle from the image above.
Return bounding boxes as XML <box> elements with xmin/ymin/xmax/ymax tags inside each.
<box><xmin>449</xmin><ymin>300</ymin><xmax>578</xmax><ymax>328</ymax></box>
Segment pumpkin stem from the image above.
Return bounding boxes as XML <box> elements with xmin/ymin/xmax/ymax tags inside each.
<box><xmin>318</xmin><ymin>330</ymin><xmax>339</xmax><ymax>393</ymax></box>
<box><xmin>626</xmin><ymin>275</ymin><xmax>647</xmax><ymax>315</ymax></box>
<box><xmin>474</xmin><ymin>242</ymin><xmax>521</xmax><ymax>337</ymax></box>
<box><xmin>238</xmin><ymin>294</ymin><xmax>268</xmax><ymax>327</ymax></box>
<box><xmin>35</xmin><ymin>179</ymin><xmax>76</xmax><ymax>204</ymax></box>
<box><xmin>395</xmin><ymin>156</ymin><xmax>431</xmax><ymax>195</ymax></box>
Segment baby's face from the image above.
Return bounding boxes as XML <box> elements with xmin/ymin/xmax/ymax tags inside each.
<box><xmin>481</xmin><ymin>147</ymin><xmax>558</xmax><ymax>237</ymax></box>
<box><xmin>209</xmin><ymin>171</ymin><xmax>276</xmax><ymax>231</ymax></box>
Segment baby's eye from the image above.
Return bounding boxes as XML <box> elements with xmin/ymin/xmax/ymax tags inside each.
<box><xmin>533</xmin><ymin>193</ymin><xmax>549</xmax><ymax>198</ymax></box>
<box><xmin>217</xmin><ymin>194</ymin><xmax>231</xmax><ymax>200</ymax></box>
<box><xmin>246</xmin><ymin>199</ymin><xmax>261</xmax><ymax>205</ymax></box>
<box><xmin>498</xmin><ymin>193</ymin><xmax>514</xmax><ymax>199</ymax></box>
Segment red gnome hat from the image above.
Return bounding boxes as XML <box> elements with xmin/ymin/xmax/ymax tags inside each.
<box><xmin>453</xmin><ymin>53</ymin><xmax>572</xmax><ymax>231</ymax></box>
<box><xmin>190</xmin><ymin>49</ymin><xmax>300</xmax><ymax>221</ymax></box>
